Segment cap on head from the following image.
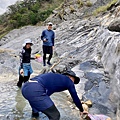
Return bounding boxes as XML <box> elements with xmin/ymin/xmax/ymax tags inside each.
<box><xmin>47</xmin><ymin>22</ymin><xmax>53</xmax><ymax>26</ymax></box>
<box><xmin>63</xmin><ymin>70</ymin><xmax>80</xmax><ymax>84</ymax></box>
<box><xmin>22</xmin><ymin>39</ymin><xmax>33</xmax><ymax>47</ymax></box>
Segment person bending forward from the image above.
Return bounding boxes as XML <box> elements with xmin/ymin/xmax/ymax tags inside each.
<box><xmin>22</xmin><ymin>70</ymin><xmax>84</xmax><ymax>119</ymax></box>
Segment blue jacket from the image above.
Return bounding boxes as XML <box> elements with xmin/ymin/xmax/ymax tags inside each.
<box><xmin>41</xmin><ymin>29</ymin><xmax>55</xmax><ymax>46</ymax></box>
<box><xmin>30</xmin><ymin>73</ymin><xmax>84</xmax><ymax>112</ymax></box>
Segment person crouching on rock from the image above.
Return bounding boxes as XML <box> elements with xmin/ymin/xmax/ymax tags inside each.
<box><xmin>21</xmin><ymin>70</ymin><xmax>84</xmax><ymax>119</ymax></box>
<box><xmin>81</xmin><ymin>103</ymin><xmax>111</xmax><ymax>120</ymax></box>
<box><xmin>17</xmin><ymin>39</ymin><xmax>35</xmax><ymax>88</ymax></box>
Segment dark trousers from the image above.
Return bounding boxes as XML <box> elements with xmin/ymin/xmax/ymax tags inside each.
<box><xmin>42</xmin><ymin>104</ymin><xmax>60</xmax><ymax>120</ymax></box>
<box><xmin>22</xmin><ymin>82</ymin><xmax>60</xmax><ymax>119</ymax></box>
<box><xmin>43</xmin><ymin>53</ymin><xmax>52</xmax><ymax>63</ymax></box>
<box><xmin>43</xmin><ymin>45</ymin><xmax>53</xmax><ymax>64</ymax></box>
<box><xmin>17</xmin><ymin>75</ymin><xmax>30</xmax><ymax>88</ymax></box>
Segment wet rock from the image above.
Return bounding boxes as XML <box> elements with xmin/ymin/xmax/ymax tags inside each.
<box><xmin>80</xmin><ymin>61</ymin><xmax>99</xmax><ymax>71</ymax></box>
<box><xmin>98</xmin><ymin>82</ymin><xmax>110</xmax><ymax>99</ymax></box>
<box><xmin>84</xmin><ymin>80</ymin><xmax>94</xmax><ymax>91</ymax></box>
<box><xmin>84</xmin><ymin>72</ymin><xmax>103</xmax><ymax>83</ymax></box>
<box><xmin>89</xmin><ymin>103</ymin><xmax>110</xmax><ymax>115</ymax></box>
<box><xmin>77</xmin><ymin>58</ymin><xmax>113</xmax><ymax>117</ymax></box>
<box><xmin>83</xmin><ymin>86</ymin><xmax>101</xmax><ymax>102</ymax></box>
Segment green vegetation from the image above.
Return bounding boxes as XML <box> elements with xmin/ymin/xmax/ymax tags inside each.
<box><xmin>77</xmin><ymin>0</ymin><xmax>92</xmax><ymax>8</ymax></box>
<box><xmin>0</xmin><ymin>31</ymin><xmax>9</xmax><ymax>39</ymax></box>
<box><xmin>0</xmin><ymin>0</ymin><xmax>64</xmax><ymax>38</ymax></box>
<box><xmin>77</xmin><ymin>0</ymin><xmax>84</xmax><ymax>8</ymax></box>
<box><xmin>0</xmin><ymin>0</ymin><xmax>118</xmax><ymax>39</ymax></box>
<box><xmin>85</xmin><ymin>1</ymin><xmax>92</xmax><ymax>7</ymax></box>
<box><xmin>93</xmin><ymin>0</ymin><xmax>118</xmax><ymax>15</ymax></box>
<box><xmin>69</xmin><ymin>5</ymin><xmax>76</xmax><ymax>13</ymax></box>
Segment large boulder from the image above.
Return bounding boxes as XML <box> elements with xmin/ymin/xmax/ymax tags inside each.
<box><xmin>108</xmin><ymin>18</ymin><xmax>120</xmax><ymax>32</ymax></box>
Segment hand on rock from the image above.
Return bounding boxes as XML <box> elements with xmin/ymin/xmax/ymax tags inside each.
<box><xmin>80</xmin><ymin>111</ymin><xmax>88</xmax><ymax>119</ymax></box>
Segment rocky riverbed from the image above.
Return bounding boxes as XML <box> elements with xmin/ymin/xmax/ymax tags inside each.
<box><xmin>0</xmin><ymin>1</ymin><xmax>120</xmax><ymax>119</ymax></box>
<box><xmin>0</xmin><ymin>79</ymin><xmax>81</xmax><ymax>120</ymax></box>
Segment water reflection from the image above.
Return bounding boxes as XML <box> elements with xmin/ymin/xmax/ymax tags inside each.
<box><xmin>0</xmin><ymin>80</ymin><xmax>80</xmax><ymax>120</ymax></box>
<box><xmin>15</xmin><ymin>89</ymin><xmax>26</xmax><ymax>119</ymax></box>
<box><xmin>15</xmin><ymin>88</ymin><xmax>47</xmax><ymax>120</ymax></box>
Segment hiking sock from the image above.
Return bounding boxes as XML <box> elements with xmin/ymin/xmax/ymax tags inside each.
<box><xmin>47</xmin><ymin>61</ymin><xmax>52</xmax><ymax>65</ymax></box>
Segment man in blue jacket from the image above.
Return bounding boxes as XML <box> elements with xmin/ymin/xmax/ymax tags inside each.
<box><xmin>22</xmin><ymin>70</ymin><xmax>84</xmax><ymax>120</ymax></box>
<box><xmin>41</xmin><ymin>22</ymin><xmax>55</xmax><ymax>66</ymax></box>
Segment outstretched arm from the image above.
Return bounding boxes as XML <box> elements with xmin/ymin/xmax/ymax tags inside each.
<box><xmin>68</xmin><ymin>84</ymin><xmax>84</xmax><ymax>112</ymax></box>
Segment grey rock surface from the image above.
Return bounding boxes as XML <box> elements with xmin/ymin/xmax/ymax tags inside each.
<box><xmin>0</xmin><ymin>2</ymin><xmax>120</xmax><ymax>120</ymax></box>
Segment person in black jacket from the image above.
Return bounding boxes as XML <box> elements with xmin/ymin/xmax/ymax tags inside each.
<box><xmin>17</xmin><ymin>39</ymin><xmax>34</xmax><ymax>88</ymax></box>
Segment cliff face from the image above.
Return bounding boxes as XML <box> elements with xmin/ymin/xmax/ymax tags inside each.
<box><xmin>45</xmin><ymin>0</ymin><xmax>115</xmax><ymax>24</ymax></box>
<box><xmin>54</xmin><ymin>12</ymin><xmax>120</xmax><ymax>119</ymax></box>
<box><xmin>49</xmin><ymin>2</ymin><xmax>120</xmax><ymax>119</ymax></box>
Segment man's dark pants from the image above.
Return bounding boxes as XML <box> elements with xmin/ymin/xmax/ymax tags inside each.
<box><xmin>22</xmin><ymin>82</ymin><xmax>60</xmax><ymax>120</ymax></box>
<box><xmin>43</xmin><ymin>45</ymin><xmax>53</xmax><ymax>65</ymax></box>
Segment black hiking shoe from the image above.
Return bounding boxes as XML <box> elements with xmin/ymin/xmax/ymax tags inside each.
<box><xmin>47</xmin><ymin>61</ymin><xmax>52</xmax><ymax>66</ymax></box>
<box><xmin>43</xmin><ymin>63</ymin><xmax>46</xmax><ymax>66</ymax></box>
<box><xmin>43</xmin><ymin>61</ymin><xmax>46</xmax><ymax>66</ymax></box>
<box><xmin>32</xmin><ymin>112</ymin><xmax>39</xmax><ymax>118</ymax></box>
<box><xmin>17</xmin><ymin>82</ymin><xmax>22</xmax><ymax>88</ymax></box>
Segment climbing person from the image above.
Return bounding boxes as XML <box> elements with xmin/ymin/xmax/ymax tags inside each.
<box><xmin>81</xmin><ymin>102</ymin><xmax>111</xmax><ymax>120</ymax></box>
<box><xmin>21</xmin><ymin>70</ymin><xmax>84</xmax><ymax>119</ymax></box>
<box><xmin>17</xmin><ymin>39</ymin><xmax>34</xmax><ymax>88</ymax></box>
<box><xmin>41</xmin><ymin>22</ymin><xmax>55</xmax><ymax>66</ymax></box>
